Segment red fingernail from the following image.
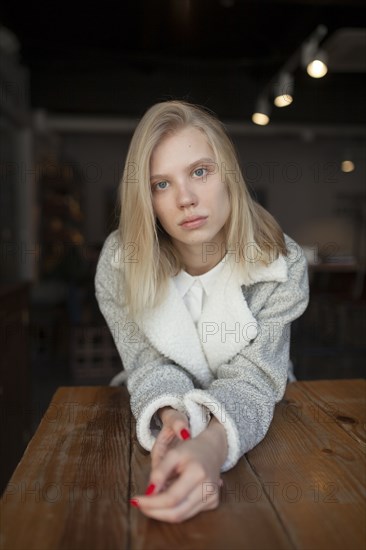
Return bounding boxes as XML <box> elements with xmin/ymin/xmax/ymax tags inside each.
<box><xmin>180</xmin><ymin>428</ymin><xmax>191</xmax><ymax>440</ymax></box>
<box><xmin>145</xmin><ymin>483</ymin><xmax>155</xmax><ymax>495</ymax></box>
<box><xmin>130</xmin><ymin>498</ymin><xmax>139</xmax><ymax>508</ymax></box>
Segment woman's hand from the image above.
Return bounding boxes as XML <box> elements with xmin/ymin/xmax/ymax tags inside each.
<box><xmin>150</xmin><ymin>407</ymin><xmax>191</xmax><ymax>472</ymax></box>
<box><xmin>130</xmin><ymin>415</ymin><xmax>227</xmax><ymax>523</ymax></box>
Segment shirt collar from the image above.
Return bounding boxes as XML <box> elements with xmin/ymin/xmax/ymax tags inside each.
<box><xmin>173</xmin><ymin>257</ymin><xmax>226</xmax><ymax>298</ymax></box>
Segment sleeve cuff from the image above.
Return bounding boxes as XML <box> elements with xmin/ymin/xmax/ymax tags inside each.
<box><xmin>109</xmin><ymin>370</ymin><xmax>129</xmax><ymax>386</ymax></box>
<box><xmin>135</xmin><ymin>395</ymin><xmax>187</xmax><ymax>451</ymax></box>
<box><xmin>184</xmin><ymin>390</ymin><xmax>241</xmax><ymax>472</ymax></box>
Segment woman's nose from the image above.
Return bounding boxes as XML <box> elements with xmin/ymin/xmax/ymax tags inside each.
<box><xmin>176</xmin><ymin>181</ymin><xmax>198</xmax><ymax>208</ymax></box>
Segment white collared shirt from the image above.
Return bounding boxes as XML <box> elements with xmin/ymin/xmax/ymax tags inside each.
<box><xmin>173</xmin><ymin>259</ymin><xmax>226</xmax><ymax>325</ymax></box>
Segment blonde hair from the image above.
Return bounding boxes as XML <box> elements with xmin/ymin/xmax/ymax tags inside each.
<box><xmin>118</xmin><ymin>100</ymin><xmax>286</xmax><ymax>320</ymax></box>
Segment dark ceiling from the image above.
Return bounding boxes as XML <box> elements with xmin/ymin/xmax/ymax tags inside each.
<box><xmin>1</xmin><ymin>0</ymin><xmax>366</xmax><ymax>125</ymax></box>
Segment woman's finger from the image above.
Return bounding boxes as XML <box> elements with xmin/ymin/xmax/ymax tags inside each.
<box><xmin>171</xmin><ymin>417</ymin><xmax>191</xmax><ymax>441</ymax></box>
<box><xmin>144</xmin><ymin>449</ymin><xmax>216</xmax><ymax>507</ymax></box>
<box><xmin>150</xmin><ymin>428</ymin><xmax>179</xmax><ymax>470</ymax></box>
<box><xmin>139</xmin><ymin>492</ymin><xmax>219</xmax><ymax>524</ymax></box>
<box><xmin>150</xmin><ymin>410</ymin><xmax>191</xmax><ymax>471</ymax></box>
<box><xmin>158</xmin><ymin>408</ymin><xmax>191</xmax><ymax>441</ymax></box>
<box><xmin>133</xmin><ymin>467</ymin><xmax>220</xmax><ymax>522</ymax></box>
<box><xmin>147</xmin><ymin>446</ymin><xmax>185</xmax><ymax>496</ymax></box>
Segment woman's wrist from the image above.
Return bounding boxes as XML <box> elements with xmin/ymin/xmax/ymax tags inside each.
<box><xmin>198</xmin><ymin>415</ymin><xmax>228</xmax><ymax>468</ymax></box>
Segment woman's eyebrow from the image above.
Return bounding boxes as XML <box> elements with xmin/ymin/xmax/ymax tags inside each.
<box><xmin>188</xmin><ymin>157</ymin><xmax>216</xmax><ymax>169</ymax></box>
<box><xmin>150</xmin><ymin>157</ymin><xmax>216</xmax><ymax>181</ymax></box>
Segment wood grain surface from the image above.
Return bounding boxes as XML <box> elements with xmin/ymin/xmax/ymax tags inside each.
<box><xmin>246</xmin><ymin>379</ymin><xmax>366</xmax><ymax>550</ymax></box>
<box><xmin>1</xmin><ymin>380</ymin><xmax>365</xmax><ymax>550</ymax></box>
<box><xmin>0</xmin><ymin>386</ymin><xmax>131</xmax><ymax>550</ymax></box>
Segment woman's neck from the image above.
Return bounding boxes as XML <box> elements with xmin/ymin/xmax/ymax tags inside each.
<box><xmin>176</xmin><ymin>242</ymin><xmax>226</xmax><ymax>276</ymax></box>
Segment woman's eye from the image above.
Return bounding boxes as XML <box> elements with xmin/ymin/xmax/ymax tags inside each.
<box><xmin>193</xmin><ymin>167</ymin><xmax>207</xmax><ymax>178</ymax></box>
<box><xmin>153</xmin><ymin>180</ymin><xmax>169</xmax><ymax>191</ymax></box>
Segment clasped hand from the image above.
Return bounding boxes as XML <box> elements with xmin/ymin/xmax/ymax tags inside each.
<box><xmin>130</xmin><ymin>407</ymin><xmax>225</xmax><ymax>523</ymax></box>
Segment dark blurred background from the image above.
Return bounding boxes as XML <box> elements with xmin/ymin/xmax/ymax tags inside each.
<box><xmin>1</xmin><ymin>0</ymin><xmax>365</xmax><ymax>493</ymax></box>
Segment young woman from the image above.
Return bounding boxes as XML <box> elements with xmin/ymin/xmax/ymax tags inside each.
<box><xmin>95</xmin><ymin>100</ymin><xmax>309</xmax><ymax>523</ymax></box>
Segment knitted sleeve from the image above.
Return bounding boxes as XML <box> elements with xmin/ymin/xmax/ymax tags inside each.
<box><xmin>183</xmin><ymin>242</ymin><xmax>309</xmax><ymax>471</ymax></box>
<box><xmin>94</xmin><ymin>231</ymin><xmax>195</xmax><ymax>449</ymax></box>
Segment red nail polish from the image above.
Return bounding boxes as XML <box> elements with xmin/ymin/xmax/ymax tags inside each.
<box><xmin>180</xmin><ymin>428</ymin><xmax>190</xmax><ymax>440</ymax></box>
<box><xmin>145</xmin><ymin>483</ymin><xmax>155</xmax><ymax>495</ymax></box>
<box><xmin>130</xmin><ymin>498</ymin><xmax>139</xmax><ymax>508</ymax></box>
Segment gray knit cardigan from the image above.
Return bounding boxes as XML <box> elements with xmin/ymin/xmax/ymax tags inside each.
<box><xmin>95</xmin><ymin>230</ymin><xmax>309</xmax><ymax>472</ymax></box>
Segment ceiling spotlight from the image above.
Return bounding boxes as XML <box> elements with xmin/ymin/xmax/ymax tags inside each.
<box><xmin>302</xmin><ymin>24</ymin><xmax>329</xmax><ymax>79</ymax></box>
<box><xmin>252</xmin><ymin>97</ymin><xmax>271</xmax><ymax>126</ymax></box>
<box><xmin>273</xmin><ymin>72</ymin><xmax>294</xmax><ymax>107</ymax></box>
<box><xmin>341</xmin><ymin>160</ymin><xmax>355</xmax><ymax>173</ymax></box>
<box><xmin>340</xmin><ymin>146</ymin><xmax>356</xmax><ymax>173</ymax></box>
<box><xmin>306</xmin><ymin>50</ymin><xmax>328</xmax><ymax>78</ymax></box>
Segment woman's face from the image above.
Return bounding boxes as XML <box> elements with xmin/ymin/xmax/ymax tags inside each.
<box><xmin>150</xmin><ymin>126</ymin><xmax>231</xmax><ymax>258</ymax></box>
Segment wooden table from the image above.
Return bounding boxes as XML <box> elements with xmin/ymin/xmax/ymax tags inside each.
<box><xmin>1</xmin><ymin>380</ymin><xmax>365</xmax><ymax>550</ymax></box>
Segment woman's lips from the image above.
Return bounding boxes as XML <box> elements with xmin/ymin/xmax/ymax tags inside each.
<box><xmin>180</xmin><ymin>216</ymin><xmax>208</xmax><ymax>229</ymax></box>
